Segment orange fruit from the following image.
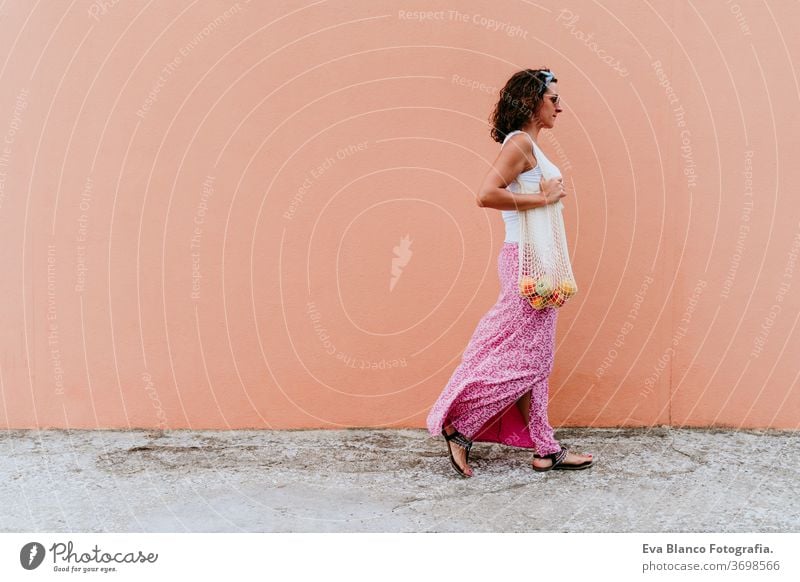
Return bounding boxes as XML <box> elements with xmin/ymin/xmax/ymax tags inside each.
<box><xmin>558</xmin><ymin>279</ymin><xmax>577</xmax><ymax>298</ymax></box>
<box><xmin>530</xmin><ymin>295</ymin><xmax>548</xmax><ymax>309</ymax></box>
<box><xmin>519</xmin><ymin>276</ymin><xmax>536</xmax><ymax>297</ymax></box>
<box><xmin>548</xmin><ymin>290</ymin><xmax>566</xmax><ymax>307</ymax></box>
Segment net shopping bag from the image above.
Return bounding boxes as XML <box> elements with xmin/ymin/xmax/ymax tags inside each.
<box><xmin>515</xmin><ymin>176</ymin><xmax>578</xmax><ymax>309</ymax></box>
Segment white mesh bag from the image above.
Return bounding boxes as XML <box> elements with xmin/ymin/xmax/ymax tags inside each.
<box><xmin>515</xmin><ymin>176</ymin><xmax>578</xmax><ymax>309</ymax></box>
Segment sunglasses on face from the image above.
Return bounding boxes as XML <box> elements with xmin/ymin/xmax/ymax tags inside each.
<box><xmin>545</xmin><ymin>93</ymin><xmax>560</xmax><ymax>106</ymax></box>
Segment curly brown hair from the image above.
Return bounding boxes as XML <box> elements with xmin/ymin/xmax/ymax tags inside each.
<box><xmin>489</xmin><ymin>68</ymin><xmax>557</xmax><ymax>143</ymax></box>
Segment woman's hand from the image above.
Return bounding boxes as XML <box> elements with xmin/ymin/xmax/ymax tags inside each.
<box><xmin>539</xmin><ymin>177</ymin><xmax>566</xmax><ymax>205</ymax></box>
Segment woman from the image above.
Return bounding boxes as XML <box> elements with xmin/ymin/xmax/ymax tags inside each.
<box><xmin>426</xmin><ymin>68</ymin><xmax>595</xmax><ymax>477</ymax></box>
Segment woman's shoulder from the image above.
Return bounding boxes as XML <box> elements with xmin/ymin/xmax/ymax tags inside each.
<box><xmin>500</xmin><ymin>132</ymin><xmax>537</xmax><ymax>169</ymax></box>
<box><xmin>502</xmin><ymin>131</ymin><xmax>536</xmax><ymax>151</ymax></box>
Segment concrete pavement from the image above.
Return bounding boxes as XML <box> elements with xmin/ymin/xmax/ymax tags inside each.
<box><xmin>1</xmin><ymin>427</ymin><xmax>797</xmax><ymax>532</ymax></box>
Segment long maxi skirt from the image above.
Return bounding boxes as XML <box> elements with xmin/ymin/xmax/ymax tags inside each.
<box><xmin>426</xmin><ymin>242</ymin><xmax>562</xmax><ymax>455</ymax></box>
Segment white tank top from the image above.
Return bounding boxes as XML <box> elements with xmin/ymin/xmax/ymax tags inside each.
<box><xmin>499</xmin><ymin>130</ymin><xmax>562</xmax><ymax>243</ymax></box>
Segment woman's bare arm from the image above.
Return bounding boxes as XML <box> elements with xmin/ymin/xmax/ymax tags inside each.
<box><xmin>476</xmin><ymin>134</ymin><xmax>562</xmax><ymax>210</ymax></box>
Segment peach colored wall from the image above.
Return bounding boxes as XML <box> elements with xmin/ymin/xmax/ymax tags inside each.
<box><xmin>1</xmin><ymin>1</ymin><xmax>798</xmax><ymax>429</ymax></box>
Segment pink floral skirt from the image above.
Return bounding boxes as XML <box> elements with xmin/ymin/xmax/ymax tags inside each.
<box><xmin>426</xmin><ymin>242</ymin><xmax>561</xmax><ymax>455</ymax></box>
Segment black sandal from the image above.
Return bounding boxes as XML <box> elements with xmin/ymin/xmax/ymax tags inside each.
<box><xmin>441</xmin><ymin>428</ymin><xmax>473</xmax><ymax>478</ymax></box>
<box><xmin>532</xmin><ymin>446</ymin><xmax>594</xmax><ymax>472</ymax></box>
